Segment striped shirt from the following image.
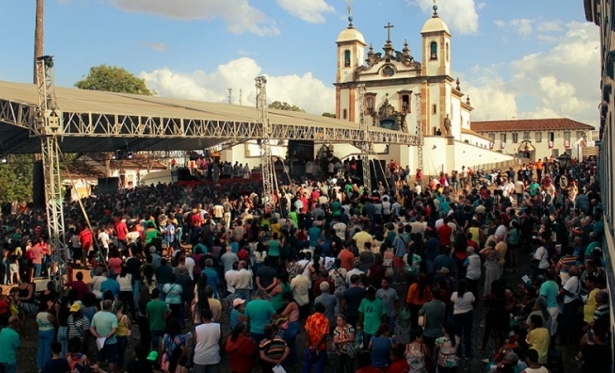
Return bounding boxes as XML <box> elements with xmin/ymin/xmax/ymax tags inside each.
<box><xmin>68</xmin><ymin>314</ymin><xmax>90</xmax><ymax>340</ymax></box>
<box><xmin>259</xmin><ymin>336</ymin><xmax>287</xmax><ymax>361</ymax></box>
<box><xmin>558</xmin><ymin>255</ymin><xmax>577</xmax><ymax>273</ymax></box>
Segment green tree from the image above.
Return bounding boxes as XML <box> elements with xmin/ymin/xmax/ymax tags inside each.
<box><xmin>268</xmin><ymin>101</ymin><xmax>305</xmax><ymax>112</ymax></box>
<box><xmin>321</xmin><ymin>112</ymin><xmax>336</xmax><ymax>118</ymax></box>
<box><xmin>75</xmin><ymin>64</ymin><xmax>154</xmax><ymax>95</ymax></box>
<box><xmin>0</xmin><ymin>155</ymin><xmax>34</xmax><ymax>204</ymax></box>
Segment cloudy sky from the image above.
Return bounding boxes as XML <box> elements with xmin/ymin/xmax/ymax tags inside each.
<box><xmin>0</xmin><ymin>0</ymin><xmax>600</xmax><ymax>126</ymax></box>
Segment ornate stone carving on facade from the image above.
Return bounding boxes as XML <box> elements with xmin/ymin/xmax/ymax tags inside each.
<box><xmin>371</xmin><ymin>94</ymin><xmax>407</xmax><ymax>132</ymax></box>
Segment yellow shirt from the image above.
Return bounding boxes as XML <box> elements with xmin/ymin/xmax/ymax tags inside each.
<box><xmin>583</xmin><ymin>288</ymin><xmax>599</xmax><ymax>323</ymax></box>
<box><xmin>526</xmin><ymin>327</ymin><xmax>550</xmax><ymax>364</ymax></box>
<box><xmin>116</xmin><ymin>314</ymin><xmax>129</xmax><ymax>337</ymax></box>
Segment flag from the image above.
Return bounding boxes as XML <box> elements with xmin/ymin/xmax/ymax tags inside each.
<box><xmin>565</xmin><ymin>140</ymin><xmax>570</xmax><ymax>148</ymax></box>
<box><xmin>489</xmin><ymin>142</ymin><xmax>494</xmax><ymax>149</ymax></box>
<box><xmin>501</xmin><ymin>141</ymin><xmax>506</xmax><ymax>149</ymax></box>
<box><xmin>548</xmin><ymin>141</ymin><xmax>554</xmax><ymax>149</ymax></box>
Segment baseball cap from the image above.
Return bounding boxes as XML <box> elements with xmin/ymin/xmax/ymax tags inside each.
<box><xmin>233</xmin><ymin>298</ymin><xmax>246</xmax><ymax>307</ymax></box>
<box><xmin>70</xmin><ymin>303</ymin><xmax>82</xmax><ymax>312</ymax></box>
<box><xmin>147</xmin><ymin>351</ymin><xmax>159</xmax><ymax>361</ymax></box>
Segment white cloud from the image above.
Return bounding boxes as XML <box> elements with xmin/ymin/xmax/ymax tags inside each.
<box><xmin>464</xmin><ymin>21</ymin><xmax>600</xmax><ymax>127</ymax></box>
<box><xmin>140</xmin><ymin>41</ymin><xmax>168</xmax><ymax>52</ymax></box>
<box><xmin>493</xmin><ymin>20</ymin><xmax>506</xmax><ymax>28</ymax></box>
<box><xmin>410</xmin><ymin>0</ymin><xmax>479</xmax><ymax>34</ymax></box>
<box><xmin>139</xmin><ymin>57</ymin><xmax>335</xmax><ymax>115</ymax></box>
<box><xmin>537</xmin><ymin>20</ymin><xmax>562</xmax><ymax>32</ymax></box>
<box><xmin>275</xmin><ymin>0</ymin><xmax>334</xmax><ymax>23</ymax></box>
<box><xmin>109</xmin><ymin>0</ymin><xmax>279</xmax><ymax>36</ymax></box>
<box><xmin>509</xmin><ymin>18</ymin><xmax>534</xmax><ymax>36</ymax></box>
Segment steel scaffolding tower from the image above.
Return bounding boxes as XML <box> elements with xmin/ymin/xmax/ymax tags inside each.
<box><xmin>255</xmin><ymin>76</ymin><xmax>275</xmax><ymax>203</ymax></box>
<box><xmin>35</xmin><ymin>56</ymin><xmax>67</xmax><ymax>292</ymax></box>
<box><xmin>357</xmin><ymin>84</ymin><xmax>372</xmax><ymax>193</ymax></box>
<box><xmin>415</xmin><ymin>92</ymin><xmax>424</xmax><ymax>174</ymax></box>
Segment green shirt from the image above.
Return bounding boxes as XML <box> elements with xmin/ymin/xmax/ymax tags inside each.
<box><xmin>144</xmin><ymin>229</ymin><xmax>159</xmax><ymax>245</ymax></box>
<box><xmin>0</xmin><ymin>327</ymin><xmax>20</xmax><ymax>364</ymax></box>
<box><xmin>358</xmin><ymin>298</ymin><xmax>386</xmax><ymax>335</ymax></box>
<box><xmin>245</xmin><ymin>299</ymin><xmax>276</xmax><ymax>335</ymax></box>
<box><xmin>146</xmin><ymin>300</ymin><xmax>169</xmax><ymax>331</ymax></box>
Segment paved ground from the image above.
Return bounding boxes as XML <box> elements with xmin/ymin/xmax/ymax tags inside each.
<box><xmin>12</xmin><ymin>248</ymin><xmax>579</xmax><ymax>373</ymax></box>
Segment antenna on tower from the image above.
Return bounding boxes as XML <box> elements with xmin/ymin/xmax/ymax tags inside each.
<box><xmin>239</xmin><ymin>89</ymin><xmax>243</xmax><ymax>106</ymax></box>
<box><xmin>228</xmin><ymin>88</ymin><xmax>232</xmax><ymax>104</ymax></box>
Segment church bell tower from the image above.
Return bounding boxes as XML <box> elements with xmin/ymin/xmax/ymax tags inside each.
<box><xmin>420</xmin><ymin>3</ymin><xmax>451</xmax><ymax>77</ymax></box>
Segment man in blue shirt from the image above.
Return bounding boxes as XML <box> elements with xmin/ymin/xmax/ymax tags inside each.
<box><xmin>0</xmin><ymin>316</ymin><xmax>21</xmax><ymax>373</ymax></box>
<box><xmin>100</xmin><ymin>274</ymin><xmax>120</xmax><ymax>299</ymax></box>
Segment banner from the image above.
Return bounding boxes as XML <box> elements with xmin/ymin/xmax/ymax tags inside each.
<box><xmin>548</xmin><ymin>141</ymin><xmax>554</xmax><ymax>149</ymax></box>
<box><xmin>501</xmin><ymin>141</ymin><xmax>506</xmax><ymax>149</ymax></box>
<box><xmin>564</xmin><ymin>140</ymin><xmax>570</xmax><ymax>148</ymax></box>
<box><xmin>489</xmin><ymin>142</ymin><xmax>494</xmax><ymax>149</ymax></box>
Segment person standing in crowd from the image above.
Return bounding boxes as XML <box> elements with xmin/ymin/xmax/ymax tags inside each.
<box><xmin>245</xmin><ymin>290</ymin><xmax>276</xmax><ymax>343</ymax></box>
<box><xmin>333</xmin><ymin>315</ymin><xmax>356</xmax><ymax>373</ymax></box>
<box><xmin>193</xmin><ymin>308</ymin><xmax>221</xmax><ymax>373</ymax></box>
<box><xmin>36</xmin><ymin>301</ymin><xmax>57</xmax><ymax>372</ymax></box>
<box><xmin>358</xmin><ymin>286</ymin><xmax>387</xmax><ymax>349</ymax></box>
<box><xmin>146</xmin><ymin>288</ymin><xmax>170</xmax><ymax>349</ymax></box>
<box><xmin>450</xmin><ymin>280</ymin><xmax>475</xmax><ymax>360</ymax></box>
<box><xmin>90</xmin><ymin>299</ymin><xmax>119</xmax><ymax>373</ymax></box>
<box><xmin>225</xmin><ymin>323</ymin><xmax>256</xmax><ymax>373</ymax></box>
<box><xmin>259</xmin><ymin>324</ymin><xmax>289</xmax><ymax>373</ymax></box>
<box><xmin>303</xmin><ymin>302</ymin><xmax>329</xmax><ymax>373</ymax></box>
<box><xmin>0</xmin><ymin>315</ymin><xmax>21</xmax><ymax>373</ymax></box>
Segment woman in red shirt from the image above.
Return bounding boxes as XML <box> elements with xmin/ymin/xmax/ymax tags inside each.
<box><xmin>386</xmin><ymin>343</ymin><xmax>410</xmax><ymax>373</ymax></box>
<box><xmin>225</xmin><ymin>323</ymin><xmax>256</xmax><ymax>373</ymax></box>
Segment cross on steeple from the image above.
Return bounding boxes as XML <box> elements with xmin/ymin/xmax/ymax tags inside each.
<box><xmin>347</xmin><ymin>0</ymin><xmax>354</xmax><ymax>27</ymax></box>
<box><xmin>384</xmin><ymin>22</ymin><xmax>394</xmax><ymax>42</ymax></box>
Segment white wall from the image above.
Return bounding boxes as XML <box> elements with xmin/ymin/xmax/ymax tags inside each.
<box><xmin>460</xmin><ymin>133</ymin><xmax>490</xmax><ymax>148</ymax></box>
<box><xmin>453</xmin><ymin>141</ymin><xmax>513</xmax><ymax>171</ymax></box>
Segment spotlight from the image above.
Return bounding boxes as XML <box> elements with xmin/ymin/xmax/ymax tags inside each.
<box><xmin>127</xmin><ymin>152</ymin><xmax>134</xmax><ymax>159</ymax></box>
<box><xmin>0</xmin><ymin>158</ymin><xmax>6</xmax><ymax>164</ymax></box>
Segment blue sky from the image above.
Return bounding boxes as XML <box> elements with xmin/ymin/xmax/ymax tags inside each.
<box><xmin>0</xmin><ymin>0</ymin><xmax>600</xmax><ymax>126</ymax></box>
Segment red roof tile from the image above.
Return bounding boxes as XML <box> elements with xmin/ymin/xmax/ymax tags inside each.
<box><xmin>471</xmin><ymin>118</ymin><xmax>595</xmax><ymax>132</ymax></box>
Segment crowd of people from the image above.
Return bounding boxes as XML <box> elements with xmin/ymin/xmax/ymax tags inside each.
<box><xmin>0</xmin><ymin>154</ymin><xmax>610</xmax><ymax>373</ymax></box>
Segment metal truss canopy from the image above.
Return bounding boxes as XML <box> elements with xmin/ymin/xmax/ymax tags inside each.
<box><xmin>0</xmin><ymin>81</ymin><xmax>421</xmax><ymax>154</ymax></box>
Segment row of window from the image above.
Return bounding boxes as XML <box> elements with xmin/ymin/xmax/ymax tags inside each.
<box><xmin>342</xmin><ymin>40</ymin><xmax>449</xmax><ymax>68</ymax></box>
<box><xmin>487</xmin><ymin>131</ymin><xmax>585</xmax><ymax>143</ymax></box>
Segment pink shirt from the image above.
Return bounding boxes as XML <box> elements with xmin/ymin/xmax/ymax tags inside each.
<box><xmin>108</xmin><ymin>257</ymin><xmax>122</xmax><ymax>275</ymax></box>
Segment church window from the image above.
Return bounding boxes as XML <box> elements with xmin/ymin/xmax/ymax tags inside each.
<box><xmin>446</xmin><ymin>43</ymin><xmax>449</xmax><ymax>62</ymax></box>
<box><xmin>523</xmin><ymin>131</ymin><xmax>530</xmax><ymax>140</ymax></box>
<box><xmin>382</xmin><ymin>65</ymin><xmax>395</xmax><ymax>77</ymax></box>
<box><xmin>548</xmin><ymin>132</ymin><xmax>555</xmax><ymax>142</ymax></box>
<box><xmin>343</xmin><ymin>109</ymin><xmax>348</xmax><ymax>120</ymax></box>
<box><xmin>399</xmin><ymin>93</ymin><xmax>411</xmax><ymax>113</ymax></box>
<box><xmin>535</xmin><ymin>132</ymin><xmax>542</xmax><ymax>142</ymax></box>
<box><xmin>564</xmin><ymin>131</ymin><xmax>571</xmax><ymax>141</ymax></box>
<box><xmin>489</xmin><ymin>134</ymin><xmax>496</xmax><ymax>142</ymax></box>
<box><xmin>344</xmin><ymin>50</ymin><xmax>351</xmax><ymax>67</ymax></box>
<box><xmin>576</xmin><ymin>131</ymin><xmax>585</xmax><ymax>139</ymax></box>
<box><xmin>501</xmin><ymin>133</ymin><xmax>507</xmax><ymax>143</ymax></box>
<box><xmin>512</xmin><ymin>133</ymin><xmax>519</xmax><ymax>143</ymax></box>
<box><xmin>432</xmin><ymin>104</ymin><xmax>437</xmax><ymax>114</ymax></box>
<box><xmin>430</xmin><ymin>41</ymin><xmax>438</xmax><ymax>60</ymax></box>
<box><xmin>365</xmin><ymin>95</ymin><xmax>376</xmax><ymax>114</ymax></box>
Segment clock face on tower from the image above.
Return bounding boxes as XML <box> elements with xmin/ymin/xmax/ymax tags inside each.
<box><xmin>382</xmin><ymin>65</ymin><xmax>395</xmax><ymax>77</ymax></box>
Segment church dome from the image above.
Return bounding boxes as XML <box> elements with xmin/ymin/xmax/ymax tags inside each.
<box><xmin>421</xmin><ymin>6</ymin><xmax>450</xmax><ymax>34</ymax></box>
<box><xmin>336</xmin><ymin>27</ymin><xmax>366</xmax><ymax>44</ymax></box>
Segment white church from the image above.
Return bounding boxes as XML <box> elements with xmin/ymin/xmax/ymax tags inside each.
<box><xmin>329</xmin><ymin>4</ymin><xmax>514</xmax><ymax>175</ymax></box>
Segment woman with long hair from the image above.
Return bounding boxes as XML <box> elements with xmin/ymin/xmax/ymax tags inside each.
<box><xmin>368</xmin><ymin>324</ymin><xmax>393</xmax><ymax>369</ymax></box>
<box><xmin>225</xmin><ymin>323</ymin><xmax>256</xmax><ymax>373</ymax></box>
<box><xmin>142</xmin><ymin>265</ymin><xmax>158</xmax><ymax>294</ymax></box>
<box><xmin>333</xmin><ymin>315</ymin><xmax>356</xmax><ymax>373</ymax></box>
<box><xmin>269</xmin><ymin>271</ymin><xmax>291</xmax><ymax>313</ymax></box>
<box><xmin>480</xmin><ymin>240</ymin><xmax>500</xmax><ymax>297</ymax></box>
<box><xmin>36</xmin><ymin>300</ymin><xmax>57</xmax><ymax>371</ymax></box>
<box><xmin>450</xmin><ymin>280</ymin><xmax>475</xmax><ymax>360</ymax></box>
<box><xmin>434</xmin><ymin>321</ymin><xmax>460</xmax><ymax>373</ymax></box>
<box><xmin>405</xmin><ymin>327</ymin><xmax>433</xmax><ymax>373</ymax></box>
<box><xmin>406</xmin><ymin>273</ymin><xmax>432</xmax><ymax>330</ymax></box>
<box><xmin>276</xmin><ymin>292</ymin><xmax>300</xmax><ymax>366</ymax></box>
<box><xmin>117</xmin><ymin>265</ymin><xmax>135</xmax><ymax>319</ymax></box>
<box><xmin>161</xmin><ymin>317</ymin><xmax>186</xmax><ymax>373</ymax></box>
<box><xmin>480</xmin><ymin>279</ymin><xmax>508</xmax><ymax>355</ymax></box>
<box><xmin>137</xmin><ymin>285</ymin><xmax>152</xmax><ymax>348</ymax></box>
<box><xmin>192</xmin><ymin>273</ymin><xmax>211</xmax><ymax>327</ymax></box>
<box><xmin>115</xmin><ymin>300</ymin><xmax>132</xmax><ymax>371</ymax></box>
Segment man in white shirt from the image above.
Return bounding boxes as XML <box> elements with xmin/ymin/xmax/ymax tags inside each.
<box><xmin>184</xmin><ymin>255</ymin><xmax>196</xmax><ymax>281</ymax></box>
<box><xmin>231</xmin><ymin>261</ymin><xmax>253</xmax><ymax>302</ymax></box>
<box><xmin>291</xmin><ymin>273</ymin><xmax>311</xmax><ymax>318</ymax></box>
<box><xmin>225</xmin><ymin>262</ymin><xmax>239</xmax><ymax>296</ymax></box>
<box><xmin>345</xmin><ymin>261</ymin><xmax>364</xmax><ymax>286</ymax></box>
<box><xmin>332</xmin><ymin>219</ymin><xmax>347</xmax><ymax>241</ymax></box>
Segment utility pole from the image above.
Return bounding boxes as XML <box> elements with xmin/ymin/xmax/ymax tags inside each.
<box><xmin>357</xmin><ymin>84</ymin><xmax>372</xmax><ymax>193</ymax></box>
<box><xmin>35</xmin><ymin>55</ymin><xmax>68</xmax><ymax>293</ymax></box>
<box><xmin>255</xmin><ymin>76</ymin><xmax>275</xmax><ymax>203</ymax></box>
<box><xmin>415</xmin><ymin>92</ymin><xmax>423</xmax><ymax>175</ymax></box>
<box><xmin>34</xmin><ymin>0</ymin><xmax>44</xmax><ymax>83</ymax></box>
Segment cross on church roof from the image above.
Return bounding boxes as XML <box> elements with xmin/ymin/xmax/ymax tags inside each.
<box><xmin>384</xmin><ymin>22</ymin><xmax>394</xmax><ymax>42</ymax></box>
<box><xmin>347</xmin><ymin>0</ymin><xmax>354</xmax><ymax>27</ymax></box>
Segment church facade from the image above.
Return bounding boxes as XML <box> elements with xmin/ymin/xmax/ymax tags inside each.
<box><xmin>330</xmin><ymin>6</ymin><xmax>514</xmax><ymax>175</ymax></box>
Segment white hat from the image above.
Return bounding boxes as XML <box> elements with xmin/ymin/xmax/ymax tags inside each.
<box><xmin>232</xmin><ymin>298</ymin><xmax>246</xmax><ymax>307</ymax></box>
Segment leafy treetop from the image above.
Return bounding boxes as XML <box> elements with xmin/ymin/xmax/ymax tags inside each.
<box><xmin>75</xmin><ymin>64</ymin><xmax>154</xmax><ymax>96</ymax></box>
